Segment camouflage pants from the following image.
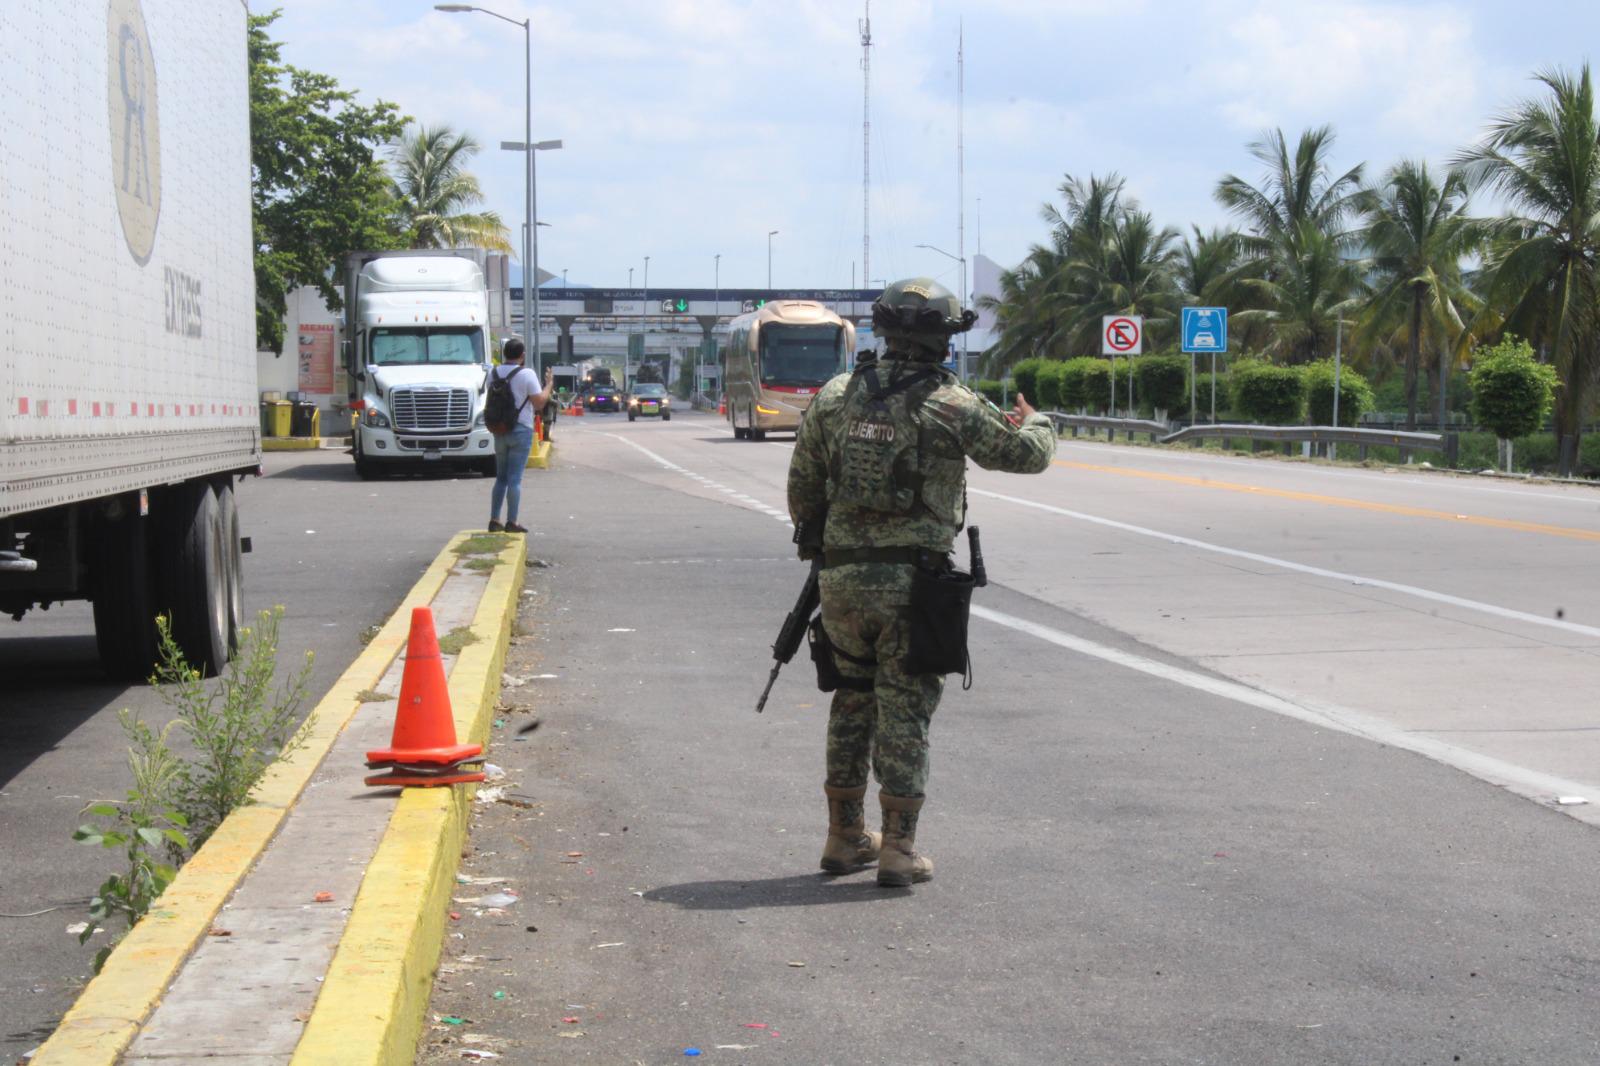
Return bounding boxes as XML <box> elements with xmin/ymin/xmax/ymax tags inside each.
<box><xmin>819</xmin><ymin>564</ymin><xmax>944</xmax><ymax>801</ymax></box>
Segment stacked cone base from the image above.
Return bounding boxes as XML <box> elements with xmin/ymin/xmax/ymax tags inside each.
<box><xmin>364</xmin><ymin>758</ymin><xmax>485</xmax><ymax>788</ymax></box>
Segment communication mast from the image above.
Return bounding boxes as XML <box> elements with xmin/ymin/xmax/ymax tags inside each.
<box><xmin>860</xmin><ymin>1</ymin><xmax>871</xmax><ymax>288</ymax></box>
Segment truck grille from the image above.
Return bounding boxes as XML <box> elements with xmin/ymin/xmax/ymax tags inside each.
<box><xmin>391</xmin><ymin>387</ymin><xmax>471</xmax><ymax>431</ymax></box>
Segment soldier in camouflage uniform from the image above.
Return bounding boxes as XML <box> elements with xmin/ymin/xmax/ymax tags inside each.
<box><xmin>787</xmin><ymin>277</ymin><xmax>1056</xmax><ymax>887</ymax></box>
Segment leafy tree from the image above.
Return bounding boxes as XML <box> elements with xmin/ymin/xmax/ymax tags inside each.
<box><xmin>1354</xmin><ymin>160</ymin><xmax>1482</xmax><ymax>429</ymax></box>
<box><xmin>250</xmin><ymin>10</ymin><xmax>408</xmax><ymax>351</ymax></box>
<box><xmin>1469</xmin><ymin>337</ymin><xmax>1557</xmax><ymax>441</ymax></box>
<box><xmin>1456</xmin><ymin>65</ymin><xmax>1600</xmax><ymax>475</ymax></box>
<box><xmin>1303</xmin><ymin>360</ymin><xmax>1375</xmax><ymax>426</ymax></box>
<box><xmin>389</xmin><ymin>124</ymin><xmax>513</xmax><ymax>252</ymax></box>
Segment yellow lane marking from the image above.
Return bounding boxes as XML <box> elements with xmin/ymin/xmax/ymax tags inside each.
<box><xmin>1053</xmin><ymin>460</ymin><xmax>1600</xmax><ymax>544</ymax></box>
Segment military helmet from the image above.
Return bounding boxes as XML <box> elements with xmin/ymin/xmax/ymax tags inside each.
<box><xmin>871</xmin><ymin>277</ymin><xmax>978</xmax><ymax>357</ymax></box>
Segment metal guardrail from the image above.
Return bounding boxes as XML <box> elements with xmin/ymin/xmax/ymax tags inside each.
<box><xmin>1043</xmin><ymin>412</ymin><xmax>1459</xmax><ymax>464</ymax></box>
<box><xmin>1160</xmin><ymin>423</ymin><xmax>1457</xmax><ymax>464</ymax></box>
<box><xmin>1043</xmin><ymin>413</ymin><xmax>1171</xmax><ymax>441</ymax></box>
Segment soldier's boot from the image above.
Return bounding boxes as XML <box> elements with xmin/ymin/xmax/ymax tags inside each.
<box><xmin>877</xmin><ymin>791</ymin><xmax>933</xmax><ymax>887</ymax></box>
<box><xmin>820</xmin><ymin>784</ymin><xmax>881</xmax><ymax>874</ymax></box>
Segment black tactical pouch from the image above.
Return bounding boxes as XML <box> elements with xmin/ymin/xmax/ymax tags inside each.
<box><xmin>809</xmin><ymin>615</ymin><xmax>873</xmax><ymax>693</ymax></box>
<box><xmin>904</xmin><ymin>565</ymin><xmax>976</xmax><ymax>678</ymax></box>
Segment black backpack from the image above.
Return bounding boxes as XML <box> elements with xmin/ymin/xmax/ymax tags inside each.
<box><xmin>484</xmin><ymin>366</ymin><xmax>527</xmax><ymax>435</ymax></box>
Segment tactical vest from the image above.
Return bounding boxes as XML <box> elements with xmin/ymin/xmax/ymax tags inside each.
<box><xmin>828</xmin><ymin>362</ymin><xmax>967</xmax><ymax>526</ymax></box>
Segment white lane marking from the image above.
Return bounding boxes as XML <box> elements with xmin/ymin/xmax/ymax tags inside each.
<box><xmin>971</xmin><ymin>604</ymin><xmax>1598</xmax><ymax>816</ymax></box>
<box><xmin>1055</xmin><ymin>440</ymin><xmax>1600</xmax><ymax>508</ymax></box>
<box><xmin>606</xmin><ymin>434</ymin><xmax>793</xmax><ymax>525</ymax></box>
<box><xmin>970</xmin><ymin>487</ymin><xmax>1600</xmax><ymax>640</ymax></box>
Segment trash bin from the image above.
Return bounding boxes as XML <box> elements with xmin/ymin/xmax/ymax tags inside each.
<box><xmin>290</xmin><ymin>402</ymin><xmax>320</xmax><ymax>438</ymax></box>
<box><xmin>260</xmin><ymin>400</ymin><xmax>291</xmax><ymax>437</ymax></box>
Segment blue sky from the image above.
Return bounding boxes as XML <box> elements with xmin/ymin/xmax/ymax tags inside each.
<box><xmin>261</xmin><ymin>0</ymin><xmax>1600</xmax><ymax>293</ymax></box>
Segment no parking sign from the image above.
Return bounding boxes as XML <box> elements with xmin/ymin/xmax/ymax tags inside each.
<box><xmin>1101</xmin><ymin>315</ymin><xmax>1143</xmax><ymax>355</ymax></box>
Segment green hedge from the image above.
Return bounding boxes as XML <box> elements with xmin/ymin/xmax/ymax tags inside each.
<box><xmin>1060</xmin><ymin>357</ymin><xmax>1112</xmax><ymax>412</ymax></box>
<box><xmin>1229</xmin><ymin>359</ymin><xmax>1304</xmax><ymax>424</ymax></box>
<box><xmin>1303</xmin><ymin>360</ymin><xmax>1374</xmax><ymax>426</ymax></box>
<box><xmin>1034</xmin><ymin>361</ymin><xmax>1066</xmax><ymax>409</ymax></box>
<box><xmin>1012</xmin><ymin>358</ymin><xmax>1047</xmax><ymax>406</ymax></box>
<box><xmin>1134</xmin><ymin>355</ymin><xmax>1189</xmax><ymax>416</ymax></box>
<box><xmin>974</xmin><ymin>379</ymin><xmax>1004</xmax><ymax>405</ymax></box>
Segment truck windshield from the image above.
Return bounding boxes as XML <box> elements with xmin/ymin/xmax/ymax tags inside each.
<box><xmin>369</xmin><ymin>328</ymin><xmax>484</xmax><ymax>366</ymax></box>
<box><xmin>759</xmin><ymin>325</ymin><xmax>844</xmax><ymax>387</ymax></box>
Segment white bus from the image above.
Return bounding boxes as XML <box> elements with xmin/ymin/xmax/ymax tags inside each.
<box><xmin>723</xmin><ymin>301</ymin><xmax>855</xmax><ymax>440</ymax></box>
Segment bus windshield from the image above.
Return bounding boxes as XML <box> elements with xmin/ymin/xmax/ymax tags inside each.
<box><xmin>369</xmin><ymin>328</ymin><xmax>484</xmax><ymax>366</ymax></box>
<box><xmin>759</xmin><ymin>325</ymin><xmax>843</xmax><ymax>387</ymax></box>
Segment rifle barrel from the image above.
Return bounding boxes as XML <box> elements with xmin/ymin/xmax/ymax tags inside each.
<box><xmin>754</xmin><ymin>663</ymin><xmax>782</xmax><ymax>714</ymax></box>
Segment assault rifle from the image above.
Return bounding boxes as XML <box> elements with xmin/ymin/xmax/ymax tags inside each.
<box><xmin>755</xmin><ymin>515</ymin><xmax>824</xmax><ymax>714</ymax></box>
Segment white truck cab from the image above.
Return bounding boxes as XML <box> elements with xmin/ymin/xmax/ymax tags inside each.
<box><xmin>346</xmin><ymin>253</ymin><xmax>498</xmax><ymax>478</ymax></box>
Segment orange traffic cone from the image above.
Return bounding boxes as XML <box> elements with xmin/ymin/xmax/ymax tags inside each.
<box><xmin>718</xmin><ymin>395</ymin><xmax>727</xmax><ymax>416</ymax></box>
<box><xmin>365</xmin><ymin>606</ymin><xmax>485</xmax><ymax>788</ymax></box>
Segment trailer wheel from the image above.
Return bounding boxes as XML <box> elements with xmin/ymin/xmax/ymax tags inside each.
<box><xmin>160</xmin><ymin>482</ymin><xmax>230</xmax><ymax>676</ymax></box>
<box><xmin>93</xmin><ymin>509</ymin><xmax>158</xmax><ymax>681</ymax></box>
<box><xmin>217</xmin><ymin>480</ymin><xmax>245</xmax><ymax>650</ymax></box>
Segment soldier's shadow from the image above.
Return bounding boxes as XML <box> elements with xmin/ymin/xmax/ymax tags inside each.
<box><xmin>644</xmin><ymin>873</ymin><xmax>904</xmax><ymax>909</ymax></box>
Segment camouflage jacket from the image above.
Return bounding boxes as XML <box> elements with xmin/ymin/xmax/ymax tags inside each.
<box><xmin>787</xmin><ymin>359</ymin><xmax>1056</xmax><ymax>555</ymax></box>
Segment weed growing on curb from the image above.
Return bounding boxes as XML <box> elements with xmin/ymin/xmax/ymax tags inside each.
<box><xmin>438</xmin><ymin>626</ymin><xmax>480</xmax><ymax>656</ymax></box>
<box><xmin>454</xmin><ymin>533</ymin><xmax>512</xmax><ymax>556</ymax></box>
<box><xmin>464</xmin><ymin>557</ymin><xmax>499</xmax><ymax>572</ymax></box>
<box><xmin>149</xmin><ymin>607</ymin><xmax>315</xmax><ymax>850</ymax></box>
<box><xmin>355</xmin><ymin>688</ymin><xmax>392</xmax><ymax>703</ymax></box>
<box><xmin>72</xmin><ymin>714</ymin><xmax>190</xmax><ymax>973</ymax></box>
<box><xmin>358</xmin><ymin>622</ymin><xmax>382</xmax><ymax>645</ymax></box>
<box><xmin>73</xmin><ymin>607</ymin><xmax>313</xmax><ymax>971</ymax></box>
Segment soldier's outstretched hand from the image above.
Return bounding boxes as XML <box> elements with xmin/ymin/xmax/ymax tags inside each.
<box><xmin>1013</xmin><ymin>391</ymin><xmax>1037</xmax><ymax>422</ymax></box>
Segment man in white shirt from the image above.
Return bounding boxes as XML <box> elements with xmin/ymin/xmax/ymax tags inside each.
<box><xmin>488</xmin><ymin>338</ymin><xmax>554</xmax><ymax>533</ymax></box>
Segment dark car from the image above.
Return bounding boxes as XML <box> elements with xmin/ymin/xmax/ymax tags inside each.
<box><xmin>627</xmin><ymin>383</ymin><xmax>671</xmax><ymax>421</ymax></box>
<box><xmin>584</xmin><ymin>385</ymin><xmax>622</xmax><ymax>413</ymax></box>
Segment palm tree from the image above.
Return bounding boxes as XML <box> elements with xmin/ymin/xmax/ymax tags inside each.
<box><xmin>1455</xmin><ymin>65</ymin><xmax>1600</xmax><ymax>475</ymax></box>
<box><xmin>1216</xmin><ymin>126</ymin><xmax>1365</xmax><ymax>259</ymax></box>
<box><xmin>389</xmin><ymin>124</ymin><xmax>512</xmax><ymax>252</ymax></box>
<box><xmin>1354</xmin><ymin>160</ymin><xmax>1483</xmax><ymax>428</ymax></box>
<box><xmin>1214</xmin><ymin>127</ymin><xmax>1366</xmax><ymax>366</ymax></box>
<box><xmin>1234</xmin><ymin>222</ymin><xmax>1364</xmax><ymax>364</ymax></box>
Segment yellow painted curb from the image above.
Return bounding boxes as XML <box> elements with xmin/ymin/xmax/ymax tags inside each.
<box><xmin>262</xmin><ymin>436</ymin><xmax>324</xmax><ymax>451</ymax></box>
<box><xmin>291</xmin><ymin>534</ymin><xmax>526</xmax><ymax>1066</ymax></box>
<box><xmin>525</xmin><ymin>439</ymin><xmax>553</xmax><ymax>469</ymax></box>
<box><xmin>31</xmin><ymin>537</ymin><xmax>466</xmax><ymax>1066</ymax></box>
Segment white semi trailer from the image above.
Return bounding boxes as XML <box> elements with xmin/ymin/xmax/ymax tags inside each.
<box><xmin>0</xmin><ymin>0</ymin><xmax>259</xmax><ymax>678</ymax></box>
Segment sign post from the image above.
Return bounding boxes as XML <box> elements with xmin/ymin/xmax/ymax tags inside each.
<box><xmin>1181</xmin><ymin>307</ymin><xmax>1228</xmax><ymax>425</ymax></box>
<box><xmin>1101</xmin><ymin>315</ymin><xmax>1142</xmax><ymax>418</ymax></box>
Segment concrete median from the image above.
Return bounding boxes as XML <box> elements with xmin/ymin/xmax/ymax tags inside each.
<box><xmin>32</xmin><ymin>531</ymin><xmax>526</xmax><ymax>1066</ymax></box>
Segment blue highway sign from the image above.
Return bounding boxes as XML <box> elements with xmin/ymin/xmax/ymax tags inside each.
<box><xmin>1181</xmin><ymin>307</ymin><xmax>1228</xmax><ymax>353</ymax></box>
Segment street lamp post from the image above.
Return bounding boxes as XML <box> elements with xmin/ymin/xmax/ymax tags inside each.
<box><xmin>435</xmin><ymin>5</ymin><xmax>566</xmax><ymax>361</ymax></box>
<box><xmin>641</xmin><ymin>255</ymin><xmax>650</xmax><ymax>386</ymax></box>
<box><xmin>767</xmin><ymin>230</ymin><xmax>778</xmax><ymax>289</ymax></box>
<box><xmin>915</xmin><ymin>243</ymin><xmax>969</xmax><ymax>382</ymax></box>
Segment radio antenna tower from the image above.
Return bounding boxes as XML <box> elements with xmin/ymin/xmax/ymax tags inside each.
<box><xmin>860</xmin><ymin>1</ymin><xmax>872</xmax><ymax>288</ymax></box>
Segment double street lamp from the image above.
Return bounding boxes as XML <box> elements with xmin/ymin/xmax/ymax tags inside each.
<box><xmin>434</xmin><ymin>4</ymin><xmax>561</xmax><ymax>363</ymax></box>
<box><xmin>916</xmin><ymin>243</ymin><xmax>969</xmax><ymax>382</ymax></box>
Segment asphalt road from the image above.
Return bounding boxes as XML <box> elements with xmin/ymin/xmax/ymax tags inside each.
<box><xmin>0</xmin><ymin>447</ymin><xmax>499</xmax><ymax>1059</ymax></box>
<box><xmin>420</xmin><ymin>409</ymin><xmax>1600</xmax><ymax>1065</ymax></box>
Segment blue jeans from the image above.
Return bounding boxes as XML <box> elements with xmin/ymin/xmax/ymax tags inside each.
<box><xmin>491</xmin><ymin>424</ymin><xmax>534</xmax><ymax>524</ymax></box>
